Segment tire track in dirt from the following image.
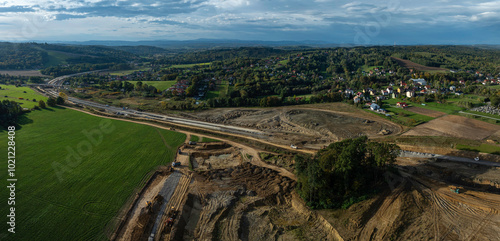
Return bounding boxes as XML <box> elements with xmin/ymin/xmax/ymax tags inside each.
<box><xmin>155</xmin><ymin>128</ymin><xmax>171</xmax><ymax>149</ymax></box>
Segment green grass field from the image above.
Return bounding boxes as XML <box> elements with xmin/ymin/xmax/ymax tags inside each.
<box><xmin>169</xmin><ymin>63</ymin><xmax>211</xmax><ymax>69</ymax></box>
<box><xmin>0</xmin><ymin>108</ymin><xmax>186</xmax><ymax>240</ymax></box>
<box><xmin>108</xmin><ymin>68</ymin><xmax>150</xmax><ymax>76</ymax></box>
<box><xmin>201</xmin><ymin>137</ymin><xmax>221</xmax><ymax>143</ymax></box>
<box><xmin>384</xmin><ymin>97</ymin><xmax>466</xmax><ymax>114</ymax></box>
<box><xmin>128</xmin><ymin>81</ymin><xmax>176</xmax><ymax>91</ymax></box>
<box><xmin>377</xmin><ymin>99</ymin><xmax>435</xmax><ymax>126</ymax></box>
<box><xmin>190</xmin><ymin>135</ymin><xmax>200</xmax><ymax>142</ymax></box>
<box><xmin>189</xmin><ymin>135</ymin><xmax>220</xmax><ymax>143</ymax></box>
<box><xmin>456</xmin><ymin>143</ymin><xmax>500</xmax><ymax>154</ymax></box>
<box><xmin>0</xmin><ymin>84</ymin><xmax>48</xmax><ymax>108</ymax></box>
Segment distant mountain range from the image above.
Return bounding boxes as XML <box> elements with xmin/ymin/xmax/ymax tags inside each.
<box><xmin>44</xmin><ymin>39</ymin><xmax>356</xmax><ymax>49</ymax></box>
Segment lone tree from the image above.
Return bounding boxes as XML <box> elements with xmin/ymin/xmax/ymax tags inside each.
<box><xmin>56</xmin><ymin>96</ymin><xmax>65</xmax><ymax>105</ymax></box>
<box><xmin>295</xmin><ymin>136</ymin><xmax>400</xmax><ymax>209</ymax></box>
<box><xmin>47</xmin><ymin>97</ymin><xmax>56</xmax><ymax>107</ymax></box>
<box><xmin>38</xmin><ymin>100</ymin><xmax>46</xmax><ymax>108</ymax></box>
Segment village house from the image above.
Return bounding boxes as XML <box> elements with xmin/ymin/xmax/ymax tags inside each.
<box><xmin>410</xmin><ymin>78</ymin><xmax>427</xmax><ymax>86</ymax></box>
<box><xmin>406</xmin><ymin>90</ymin><xmax>415</xmax><ymax>98</ymax></box>
<box><xmin>396</xmin><ymin>102</ymin><xmax>408</xmax><ymax>108</ymax></box>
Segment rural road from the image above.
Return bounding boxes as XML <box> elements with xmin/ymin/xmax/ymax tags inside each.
<box><xmin>148</xmin><ymin>171</ymin><xmax>182</xmax><ymax>241</ymax></box>
<box><xmin>458</xmin><ymin>111</ymin><xmax>500</xmax><ymax>121</ymax></box>
<box><xmin>400</xmin><ymin>150</ymin><xmax>500</xmax><ymax>167</ymax></box>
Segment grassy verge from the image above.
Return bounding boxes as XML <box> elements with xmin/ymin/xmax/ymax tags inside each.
<box><xmin>200</xmin><ymin>137</ymin><xmax>221</xmax><ymax>143</ymax></box>
<box><xmin>190</xmin><ymin>135</ymin><xmax>200</xmax><ymax>142</ymax></box>
<box><xmin>456</xmin><ymin>143</ymin><xmax>500</xmax><ymax>154</ymax></box>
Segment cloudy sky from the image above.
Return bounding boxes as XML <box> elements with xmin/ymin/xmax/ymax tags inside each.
<box><xmin>0</xmin><ymin>0</ymin><xmax>499</xmax><ymax>44</ymax></box>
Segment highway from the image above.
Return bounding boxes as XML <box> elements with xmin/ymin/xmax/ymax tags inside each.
<box><xmin>42</xmin><ymin>88</ymin><xmax>266</xmax><ymax>138</ymax></box>
<box><xmin>47</xmin><ymin>69</ymin><xmax>109</xmax><ymax>86</ymax></box>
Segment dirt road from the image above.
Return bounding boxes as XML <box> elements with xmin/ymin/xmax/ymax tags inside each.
<box><xmin>147</xmin><ymin>171</ymin><xmax>182</xmax><ymax>240</ymax></box>
<box><xmin>400</xmin><ymin>150</ymin><xmax>500</xmax><ymax>167</ymax></box>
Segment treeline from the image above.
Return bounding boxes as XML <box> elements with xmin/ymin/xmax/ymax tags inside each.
<box><xmin>392</xmin><ymin>45</ymin><xmax>500</xmax><ymax>73</ymax></box>
<box><xmin>0</xmin><ymin>100</ymin><xmax>24</xmax><ymax>128</ymax></box>
<box><xmin>37</xmin><ymin>43</ymin><xmax>138</xmax><ymax>62</ymax></box>
<box><xmin>41</xmin><ymin>63</ymin><xmax>113</xmax><ymax>77</ymax></box>
<box><xmin>0</xmin><ymin>42</ymin><xmax>140</xmax><ymax>70</ymax></box>
<box><xmin>295</xmin><ymin>136</ymin><xmax>400</xmax><ymax>209</ymax></box>
<box><xmin>0</xmin><ymin>75</ymin><xmax>45</xmax><ymax>85</ymax></box>
<box><xmin>154</xmin><ymin>47</ymin><xmax>288</xmax><ymax>65</ymax></box>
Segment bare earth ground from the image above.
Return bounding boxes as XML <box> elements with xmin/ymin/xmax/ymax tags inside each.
<box><xmin>391</xmin><ymin>57</ymin><xmax>448</xmax><ymax>71</ymax></box>
<box><xmin>61</xmin><ymin>104</ymin><xmax>500</xmax><ymax>240</ymax></box>
<box><xmin>407</xmin><ymin>106</ymin><xmax>446</xmax><ymax>118</ymax></box>
<box><xmin>179</xmin><ymin>104</ymin><xmax>402</xmax><ymax>149</ymax></box>
<box><xmin>403</xmin><ymin>115</ymin><xmax>500</xmax><ymax>140</ymax></box>
<box><xmin>0</xmin><ymin>70</ymin><xmax>50</xmax><ymax>77</ymax></box>
<box><xmin>319</xmin><ymin>157</ymin><xmax>500</xmax><ymax>241</ymax></box>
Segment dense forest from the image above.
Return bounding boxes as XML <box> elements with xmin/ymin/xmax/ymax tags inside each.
<box><xmin>295</xmin><ymin>136</ymin><xmax>400</xmax><ymax>209</ymax></box>
<box><xmin>0</xmin><ymin>42</ymin><xmax>47</xmax><ymax>69</ymax></box>
<box><xmin>0</xmin><ymin>100</ymin><xmax>24</xmax><ymax>128</ymax></box>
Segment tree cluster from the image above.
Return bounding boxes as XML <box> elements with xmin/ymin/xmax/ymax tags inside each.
<box><xmin>295</xmin><ymin>136</ymin><xmax>400</xmax><ymax>209</ymax></box>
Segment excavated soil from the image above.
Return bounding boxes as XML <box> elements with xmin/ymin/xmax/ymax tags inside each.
<box><xmin>319</xmin><ymin>157</ymin><xmax>500</xmax><ymax>241</ymax></box>
<box><xmin>181</xmin><ymin>107</ymin><xmax>400</xmax><ymax>149</ymax></box>
<box><xmin>115</xmin><ymin>137</ymin><xmax>500</xmax><ymax>241</ymax></box>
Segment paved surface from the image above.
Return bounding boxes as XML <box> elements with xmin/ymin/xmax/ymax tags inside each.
<box><xmin>148</xmin><ymin>171</ymin><xmax>182</xmax><ymax>241</ymax></box>
<box><xmin>400</xmin><ymin>150</ymin><xmax>500</xmax><ymax>167</ymax></box>
<box><xmin>43</xmin><ymin>88</ymin><xmax>266</xmax><ymax>138</ymax></box>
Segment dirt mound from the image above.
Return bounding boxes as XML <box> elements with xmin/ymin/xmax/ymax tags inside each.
<box><xmin>183</xmin><ymin>107</ymin><xmax>401</xmax><ymax>149</ymax></box>
<box><xmin>403</xmin><ymin>115</ymin><xmax>500</xmax><ymax>140</ymax></box>
<box><xmin>167</xmin><ymin>162</ymin><xmax>339</xmax><ymax>241</ymax></box>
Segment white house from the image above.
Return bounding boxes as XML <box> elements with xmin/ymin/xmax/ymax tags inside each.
<box><xmin>410</xmin><ymin>78</ymin><xmax>427</xmax><ymax>86</ymax></box>
<box><xmin>370</xmin><ymin>103</ymin><xmax>380</xmax><ymax>110</ymax></box>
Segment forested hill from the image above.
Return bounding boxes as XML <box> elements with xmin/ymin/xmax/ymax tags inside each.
<box><xmin>154</xmin><ymin>47</ymin><xmax>289</xmax><ymax>65</ymax></box>
<box><xmin>0</xmin><ymin>42</ymin><xmax>138</xmax><ymax>70</ymax></box>
<box><xmin>0</xmin><ymin>42</ymin><xmax>47</xmax><ymax>69</ymax></box>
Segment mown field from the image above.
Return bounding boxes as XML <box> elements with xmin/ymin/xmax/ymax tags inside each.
<box><xmin>107</xmin><ymin>68</ymin><xmax>150</xmax><ymax>76</ymax></box>
<box><xmin>0</xmin><ymin>108</ymin><xmax>186</xmax><ymax>240</ymax></box>
<box><xmin>0</xmin><ymin>84</ymin><xmax>48</xmax><ymax>108</ymax></box>
<box><xmin>190</xmin><ymin>134</ymin><xmax>220</xmax><ymax>143</ymax></box>
<box><xmin>128</xmin><ymin>81</ymin><xmax>176</xmax><ymax>91</ymax></box>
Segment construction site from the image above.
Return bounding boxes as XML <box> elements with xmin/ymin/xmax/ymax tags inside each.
<box><xmin>110</xmin><ymin>132</ymin><xmax>500</xmax><ymax>241</ymax></box>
